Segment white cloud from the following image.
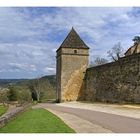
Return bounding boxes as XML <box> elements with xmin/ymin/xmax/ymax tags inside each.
<box><xmin>0</xmin><ymin>7</ymin><xmax>140</xmax><ymax>78</ymax></box>
<box><xmin>8</xmin><ymin>63</ymin><xmax>37</xmax><ymax>72</ymax></box>
<box><xmin>43</xmin><ymin>67</ymin><xmax>56</xmax><ymax>74</ymax></box>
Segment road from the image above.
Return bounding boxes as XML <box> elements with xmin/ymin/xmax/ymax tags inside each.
<box><xmin>38</xmin><ymin>103</ymin><xmax>140</xmax><ymax>133</ymax></box>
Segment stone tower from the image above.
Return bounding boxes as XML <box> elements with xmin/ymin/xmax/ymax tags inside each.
<box><xmin>56</xmin><ymin>27</ymin><xmax>89</xmax><ymax>102</ymax></box>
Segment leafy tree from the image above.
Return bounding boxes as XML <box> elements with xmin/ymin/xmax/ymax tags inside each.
<box><xmin>107</xmin><ymin>42</ymin><xmax>124</xmax><ymax>61</ymax></box>
<box><xmin>133</xmin><ymin>36</ymin><xmax>140</xmax><ymax>44</ymax></box>
<box><xmin>0</xmin><ymin>88</ymin><xmax>8</xmax><ymax>106</ymax></box>
<box><xmin>8</xmin><ymin>86</ymin><xmax>18</xmax><ymax>101</ymax></box>
<box><xmin>7</xmin><ymin>85</ymin><xmax>32</xmax><ymax>104</ymax></box>
<box><xmin>16</xmin><ymin>87</ymin><xmax>32</xmax><ymax>104</ymax></box>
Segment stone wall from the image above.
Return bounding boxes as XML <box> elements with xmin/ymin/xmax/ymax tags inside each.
<box><xmin>0</xmin><ymin>104</ymin><xmax>31</xmax><ymax>128</ymax></box>
<box><xmin>80</xmin><ymin>53</ymin><xmax>140</xmax><ymax>103</ymax></box>
<box><xmin>56</xmin><ymin>47</ymin><xmax>89</xmax><ymax>102</ymax></box>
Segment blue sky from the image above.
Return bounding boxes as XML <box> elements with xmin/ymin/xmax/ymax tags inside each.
<box><xmin>0</xmin><ymin>7</ymin><xmax>140</xmax><ymax>79</ymax></box>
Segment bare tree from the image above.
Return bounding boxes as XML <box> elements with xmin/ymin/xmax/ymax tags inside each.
<box><xmin>90</xmin><ymin>57</ymin><xmax>108</xmax><ymax>67</ymax></box>
<box><xmin>107</xmin><ymin>42</ymin><xmax>124</xmax><ymax>62</ymax></box>
<box><xmin>28</xmin><ymin>75</ymin><xmax>42</xmax><ymax>102</ymax></box>
<box><xmin>36</xmin><ymin>76</ymin><xmax>41</xmax><ymax>102</ymax></box>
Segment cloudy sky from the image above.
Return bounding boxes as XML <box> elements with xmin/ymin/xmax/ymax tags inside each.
<box><xmin>0</xmin><ymin>7</ymin><xmax>140</xmax><ymax>79</ymax></box>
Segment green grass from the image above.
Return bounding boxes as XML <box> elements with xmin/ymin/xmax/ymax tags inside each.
<box><xmin>0</xmin><ymin>105</ymin><xmax>7</xmax><ymax>116</ymax></box>
<box><xmin>0</xmin><ymin>108</ymin><xmax>75</xmax><ymax>133</ymax></box>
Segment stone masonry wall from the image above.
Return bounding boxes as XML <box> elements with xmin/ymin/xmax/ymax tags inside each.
<box><xmin>80</xmin><ymin>53</ymin><xmax>140</xmax><ymax>103</ymax></box>
<box><xmin>57</xmin><ymin>47</ymin><xmax>89</xmax><ymax>102</ymax></box>
<box><xmin>60</xmin><ymin>50</ymin><xmax>88</xmax><ymax>102</ymax></box>
<box><xmin>0</xmin><ymin>103</ymin><xmax>31</xmax><ymax>128</ymax></box>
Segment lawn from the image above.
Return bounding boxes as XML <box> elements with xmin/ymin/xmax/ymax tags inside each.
<box><xmin>0</xmin><ymin>108</ymin><xmax>75</xmax><ymax>133</ymax></box>
<box><xmin>0</xmin><ymin>105</ymin><xmax>7</xmax><ymax>116</ymax></box>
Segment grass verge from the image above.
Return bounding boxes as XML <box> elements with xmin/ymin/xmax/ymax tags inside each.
<box><xmin>0</xmin><ymin>108</ymin><xmax>75</xmax><ymax>133</ymax></box>
<box><xmin>0</xmin><ymin>105</ymin><xmax>7</xmax><ymax>116</ymax></box>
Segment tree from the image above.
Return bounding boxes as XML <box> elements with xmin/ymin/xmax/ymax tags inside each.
<box><xmin>16</xmin><ymin>87</ymin><xmax>32</xmax><ymax>104</ymax></box>
<box><xmin>107</xmin><ymin>42</ymin><xmax>124</xmax><ymax>62</ymax></box>
<box><xmin>133</xmin><ymin>36</ymin><xmax>140</xmax><ymax>44</ymax></box>
<box><xmin>8</xmin><ymin>86</ymin><xmax>18</xmax><ymax>101</ymax></box>
<box><xmin>29</xmin><ymin>84</ymin><xmax>38</xmax><ymax>101</ymax></box>
<box><xmin>28</xmin><ymin>77</ymin><xmax>41</xmax><ymax>102</ymax></box>
<box><xmin>94</xmin><ymin>57</ymin><xmax>108</xmax><ymax>66</ymax></box>
<box><xmin>0</xmin><ymin>88</ymin><xmax>8</xmax><ymax>106</ymax></box>
<box><xmin>90</xmin><ymin>57</ymin><xmax>108</xmax><ymax>67</ymax></box>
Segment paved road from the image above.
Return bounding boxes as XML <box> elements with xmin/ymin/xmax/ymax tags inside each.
<box><xmin>39</xmin><ymin>103</ymin><xmax>140</xmax><ymax>133</ymax></box>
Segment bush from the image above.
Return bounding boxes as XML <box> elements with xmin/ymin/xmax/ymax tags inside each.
<box><xmin>17</xmin><ymin>87</ymin><xmax>32</xmax><ymax>104</ymax></box>
<box><xmin>8</xmin><ymin>86</ymin><xmax>32</xmax><ymax>104</ymax></box>
<box><xmin>8</xmin><ymin>86</ymin><xmax>18</xmax><ymax>101</ymax></box>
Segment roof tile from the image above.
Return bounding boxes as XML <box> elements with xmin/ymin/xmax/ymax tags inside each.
<box><xmin>59</xmin><ymin>27</ymin><xmax>89</xmax><ymax>49</ymax></box>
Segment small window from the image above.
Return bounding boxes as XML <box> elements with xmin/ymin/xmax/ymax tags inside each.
<box><xmin>74</xmin><ymin>50</ymin><xmax>77</xmax><ymax>54</ymax></box>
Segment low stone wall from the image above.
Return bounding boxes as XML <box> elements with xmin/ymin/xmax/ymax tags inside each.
<box><xmin>80</xmin><ymin>53</ymin><xmax>140</xmax><ymax>103</ymax></box>
<box><xmin>0</xmin><ymin>104</ymin><xmax>31</xmax><ymax>128</ymax></box>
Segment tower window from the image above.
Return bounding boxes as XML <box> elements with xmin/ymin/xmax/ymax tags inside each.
<box><xmin>74</xmin><ymin>50</ymin><xmax>77</xmax><ymax>54</ymax></box>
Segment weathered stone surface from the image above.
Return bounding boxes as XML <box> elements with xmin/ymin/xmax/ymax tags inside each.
<box><xmin>56</xmin><ymin>28</ymin><xmax>140</xmax><ymax>103</ymax></box>
<box><xmin>81</xmin><ymin>53</ymin><xmax>140</xmax><ymax>103</ymax></box>
<box><xmin>56</xmin><ymin>28</ymin><xmax>89</xmax><ymax>102</ymax></box>
<box><xmin>56</xmin><ymin>47</ymin><xmax>89</xmax><ymax>102</ymax></box>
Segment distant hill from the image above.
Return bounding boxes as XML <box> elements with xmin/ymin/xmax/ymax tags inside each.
<box><xmin>0</xmin><ymin>75</ymin><xmax>56</xmax><ymax>87</ymax></box>
<box><xmin>0</xmin><ymin>75</ymin><xmax>56</xmax><ymax>102</ymax></box>
<box><xmin>14</xmin><ymin>75</ymin><xmax>56</xmax><ymax>86</ymax></box>
<box><xmin>41</xmin><ymin>75</ymin><xmax>56</xmax><ymax>87</ymax></box>
<box><xmin>0</xmin><ymin>79</ymin><xmax>28</xmax><ymax>87</ymax></box>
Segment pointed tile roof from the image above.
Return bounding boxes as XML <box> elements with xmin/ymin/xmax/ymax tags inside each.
<box><xmin>57</xmin><ymin>27</ymin><xmax>89</xmax><ymax>51</ymax></box>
